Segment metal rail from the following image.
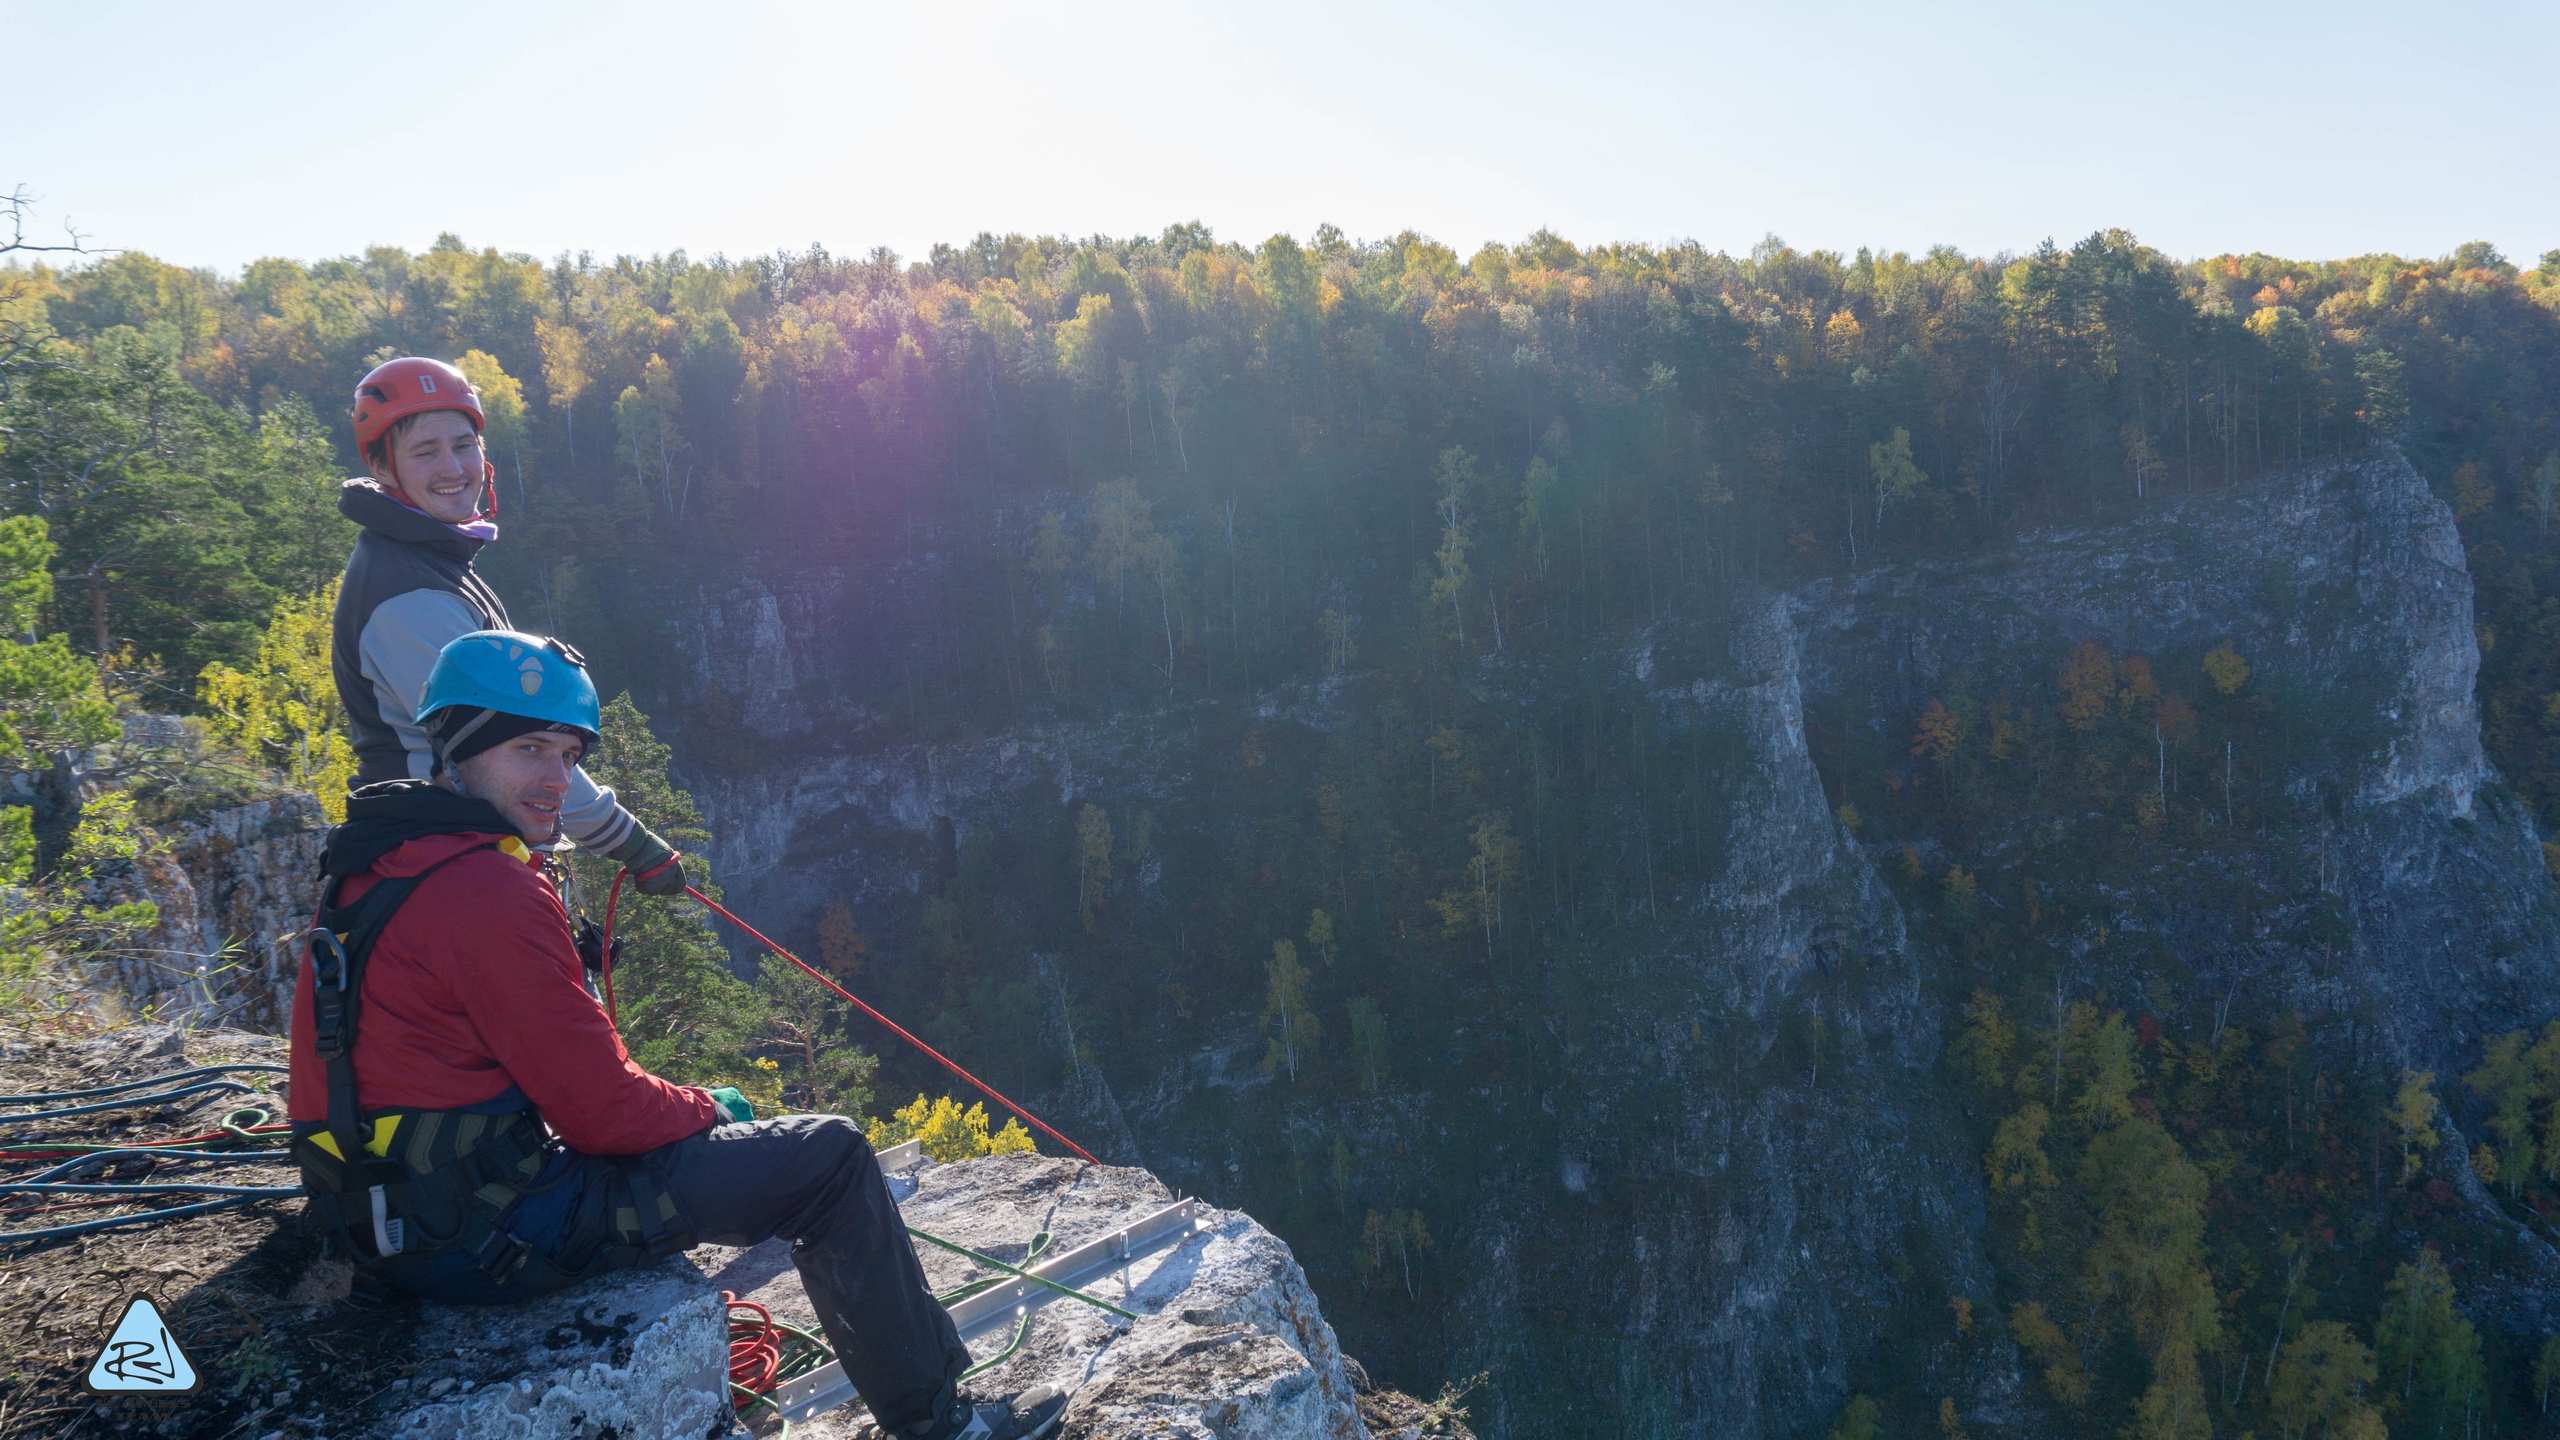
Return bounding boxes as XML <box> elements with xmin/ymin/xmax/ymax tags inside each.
<box><xmin>769</xmin><ymin>1198</ymin><xmax>1206</xmax><ymax>1424</ymax></box>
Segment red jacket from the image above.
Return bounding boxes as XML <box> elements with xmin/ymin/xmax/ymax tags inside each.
<box><xmin>288</xmin><ymin>830</ymin><xmax>719</xmax><ymax>1156</ymax></box>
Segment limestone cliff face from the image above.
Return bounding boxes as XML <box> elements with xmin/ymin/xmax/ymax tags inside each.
<box><xmin>641</xmin><ymin>452</ymin><xmax>2560</xmax><ymax>1438</ymax></box>
<box><xmin>1786</xmin><ymin>453</ymin><xmax>2560</xmax><ymax>1338</ymax></box>
<box><xmin>1792</xmin><ymin>454</ymin><xmax>2549</xmax><ymax>1090</ymax></box>
<box><xmin>94</xmin><ymin>790</ymin><xmax>325</xmax><ymax>1030</ymax></box>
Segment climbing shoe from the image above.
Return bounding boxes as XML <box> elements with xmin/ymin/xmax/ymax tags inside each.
<box><xmin>910</xmin><ymin>1384</ymin><xmax>1068</xmax><ymax>1440</ymax></box>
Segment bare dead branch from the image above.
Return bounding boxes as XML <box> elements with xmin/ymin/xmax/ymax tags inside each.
<box><xmin>1</xmin><ymin>186</ymin><xmax>117</xmax><ymax>259</ymax></box>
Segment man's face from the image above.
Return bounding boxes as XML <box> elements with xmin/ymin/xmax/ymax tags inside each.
<box><xmin>453</xmin><ymin>730</ymin><xmax>585</xmax><ymax>843</ymax></box>
<box><xmin>370</xmin><ymin>410</ymin><xmax>488</xmax><ymax>524</ymax></box>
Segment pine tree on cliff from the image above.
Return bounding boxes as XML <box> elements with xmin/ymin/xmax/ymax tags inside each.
<box><xmin>567</xmin><ymin>692</ymin><xmax>763</xmax><ymax>1090</ymax></box>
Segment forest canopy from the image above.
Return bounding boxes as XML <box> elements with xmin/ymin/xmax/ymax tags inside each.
<box><xmin>8</xmin><ymin>221</ymin><xmax>2560</xmax><ymax>1439</ymax></box>
<box><xmin>7</xmin><ymin>227</ymin><xmax>2557</xmax><ymax>806</ymax></box>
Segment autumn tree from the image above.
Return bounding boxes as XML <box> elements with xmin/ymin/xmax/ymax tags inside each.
<box><xmin>1348</xmin><ymin>996</ymin><xmax>1390</xmax><ymax>1093</ymax></box>
<box><xmin>2374</xmin><ymin>1249</ymin><xmax>2485</xmax><ymax>1438</ymax></box>
<box><xmin>197</xmin><ymin>580</ymin><xmax>356</xmax><ymax>815</ymax></box>
<box><xmin>1871</xmin><ymin>426</ymin><xmax>1929</xmax><ymax>532</ymax></box>
<box><xmin>1260</xmin><ymin>938</ymin><xmax>1319</xmax><ymax>1081</ymax></box>
<box><xmin>2464</xmin><ymin>1022</ymin><xmax>2558</xmax><ymax>1195</ymax></box>
<box><xmin>2269</xmin><ymin>1322</ymin><xmax>2382</xmax><ymax>1440</ymax></box>
<box><xmin>451</xmin><ymin>350</ymin><xmax>525</xmax><ymax>504</ymax></box>
<box><xmin>1075</xmin><ymin>803</ymin><xmax>1111</xmax><ymax>930</ymax></box>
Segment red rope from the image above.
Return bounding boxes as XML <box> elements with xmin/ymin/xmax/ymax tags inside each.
<box><xmin>680</xmin><ymin>884</ymin><xmax>1101</xmax><ymax>1165</ymax></box>
<box><xmin>0</xmin><ymin>1124</ymin><xmax>289</xmax><ymax>1161</ymax></box>
<box><xmin>601</xmin><ymin>867</ymin><xmax>625</xmax><ymax>1025</ymax></box>
<box><xmin>723</xmin><ymin>1291</ymin><xmax>781</xmax><ymax>1406</ymax></box>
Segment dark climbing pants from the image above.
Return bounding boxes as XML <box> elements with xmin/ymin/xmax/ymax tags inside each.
<box><xmin>385</xmin><ymin>1114</ymin><xmax>970</xmax><ymax>1436</ymax></box>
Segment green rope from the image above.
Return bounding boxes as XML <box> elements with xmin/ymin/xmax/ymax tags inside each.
<box><xmin>905</xmin><ymin>1224</ymin><xmax>1136</xmax><ymax>1321</ymax></box>
<box><xmin>938</xmin><ymin>1230</ymin><xmax>1052</xmax><ymax>1304</ymax></box>
<box><xmin>218</xmin><ymin>1105</ymin><xmax>270</xmax><ymax>1143</ymax></box>
<box><xmin>962</xmin><ymin>1312</ymin><xmax>1035</xmax><ymax>1381</ymax></box>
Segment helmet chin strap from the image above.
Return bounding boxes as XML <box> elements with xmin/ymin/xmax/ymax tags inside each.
<box><xmin>435</xmin><ymin>707</ymin><xmax>498</xmax><ymax>780</ymax></box>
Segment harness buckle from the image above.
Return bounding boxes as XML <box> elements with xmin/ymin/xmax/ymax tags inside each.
<box><xmin>307</xmin><ymin>927</ymin><xmax>350</xmax><ymax>988</ymax></box>
<box><xmin>369</xmin><ymin>1184</ymin><xmax>406</xmax><ymax>1257</ymax></box>
<box><xmin>472</xmin><ymin>1227</ymin><xmax>534</xmax><ymax>1284</ymax></box>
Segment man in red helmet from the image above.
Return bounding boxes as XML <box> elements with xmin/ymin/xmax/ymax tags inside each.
<box><xmin>334</xmin><ymin>357</ymin><xmax>686</xmax><ymax>893</ymax></box>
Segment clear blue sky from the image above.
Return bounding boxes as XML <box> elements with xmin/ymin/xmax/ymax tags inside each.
<box><xmin>10</xmin><ymin>0</ymin><xmax>2555</xmax><ymax>275</ymax></box>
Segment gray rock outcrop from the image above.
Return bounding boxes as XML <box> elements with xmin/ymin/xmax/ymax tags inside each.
<box><xmin>705</xmin><ymin>1151</ymin><xmax>1367</xmax><ymax>1440</ymax></box>
<box><xmin>345</xmin><ymin>1149</ymin><xmax>1365</xmax><ymax>1439</ymax></box>
<box><xmin>95</xmin><ymin>791</ymin><xmax>327</xmax><ymax>1029</ymax></box>
<box><xmin>371</xmin><ymin>1263</ymin><xmax>731</xmax><ymax>1440</ymax></box>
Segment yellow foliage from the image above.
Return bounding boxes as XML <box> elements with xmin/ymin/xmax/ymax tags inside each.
<box><xmin>1911</xmin><ymin>700</ymin><xmax>1960</xmax><ymax>763</ymax></box>
<box><xmin>1959</xmin><ymin>990</ymin><xmax>2015</xmax><ymax>1090</ymax></box>
<box><xmin>1986</xmin><ymin>1102</ymin><xmax>2055</xmax><ymax>1193</ymax></box>
<box><xmin>2389</xmin><ymin>1069</ymin><xmax>2442</xmax><ymax>1180</ymax></box>
<box><xmin>2127</xmin><ymin>1331</ymin><xmax>2211</xmax><ymax>1440</ymax></box>
<box><xmin>2452</xmin><ymin>460</ymin><xmax>2496</xmax><ymax>520</ymax></box>
<box><xmin>1823</xmin><ymin>309</ymin><xmax>1864</xmax><ymax>359</ymax></box>
<box><xmin>868</xmin><ymin>1094</ymin><xmax>1037</xmax><ymax>1162</ymax></box>
<box><xmin>1942</xmin><ymin>865</ymin><xmax>1977</xmax><ymax>917</ymax></box>
<box><xmin>2202</xmin><ymin>642</ymin><xmax>2250</xmax><ymax>696</ymax></box>
<box><xmin>2011</xmin><ymin>1301</ymin><xmax>2091</xmax><ymax>1408</ymax></box>
<box><xmin>2058</xmin><ymin>639</ymin><xmax>2115</xmax><ymax>730</ymax></box>
<box><xmin>2116</xmin><ymin>654</ymin><xmax>2160</xmax><ymax>713</ymax></box>
<box><xmin>198</xmin><ymin>582</ymin><xmax>357</xmax><ymax>819</ymax></box>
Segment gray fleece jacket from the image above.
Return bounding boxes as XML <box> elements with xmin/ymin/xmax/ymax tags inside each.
<box><xmin>329</xmin><ymin>479</ymin><xmax>636</xmax><ymax>853</ymax></box>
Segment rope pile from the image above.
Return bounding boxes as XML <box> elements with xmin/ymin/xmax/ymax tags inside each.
<box><xmin>0</xmin><ymin>1063</ymin><xmax>297</xmax><ymax>1246</ymax></box>
<box><xmin>723</xmin><ymin>1290</ymin><xmax>836</xmax><ymax>1418</ymax></box>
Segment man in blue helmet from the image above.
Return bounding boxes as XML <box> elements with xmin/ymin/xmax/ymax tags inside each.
<box><xmin>333</xmin><ymin>355</ymin><xmax>688</xmax><ymax>897</ymax></box>
<box><xmin>290</xmin><ymin>632</ymin><xmax>1063</xmax><ymax>1440</ymax></box>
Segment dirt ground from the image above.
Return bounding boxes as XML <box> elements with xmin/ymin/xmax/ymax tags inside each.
<box><xmin>0</xmin><ymin>1016</ymin><xmax>426</xmax><ymax>1440</ymax></box>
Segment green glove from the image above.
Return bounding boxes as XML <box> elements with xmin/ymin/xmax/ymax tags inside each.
<box><xmin>705</xmin><ymin>1086</ymin><xmax>754</xmax><ymax>1124</ymax></box>
<box><xmin>604</xmin><ymin>820</ymin><xmax>687</xmax><ymax>898</ymax></box>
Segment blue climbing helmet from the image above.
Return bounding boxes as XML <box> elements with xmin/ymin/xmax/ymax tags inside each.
<box><xmin>415</xmin><ymin>630</ymin><xmax>601</xmax><ymax>772</ymax></box>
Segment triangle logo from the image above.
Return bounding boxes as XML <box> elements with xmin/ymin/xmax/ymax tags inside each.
<box><xmin>81</xmin><ymin>1294</ymin><xmax>200</xmax><ymax>1395</ymax></box>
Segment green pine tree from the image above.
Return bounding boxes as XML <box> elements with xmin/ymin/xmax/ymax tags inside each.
<box><xmin>565</xmin><ymin>692</ymin><xmax>761</xmax><ymax>1087</ymax></box>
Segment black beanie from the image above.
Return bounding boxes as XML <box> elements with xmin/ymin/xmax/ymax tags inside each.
<box><xmin>434</xmin><ymin>707</ymin><xmax>597</xmax><ymax>767</ymax></box>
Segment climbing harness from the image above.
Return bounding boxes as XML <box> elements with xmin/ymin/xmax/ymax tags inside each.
<box><xmin>600</xmin><ymin>871</ymin><xmax>1101</xmax><ymax>1164</ymax></box>
<box><xmin>294</xmin><ymin>823</ymin><xmax>696</xmax><ymax>1285</ymax></box>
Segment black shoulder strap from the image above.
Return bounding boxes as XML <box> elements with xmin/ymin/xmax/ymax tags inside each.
<box><xmin>304</xmin><ymin>845</ymin><xmax>498</xmax><ymax>1169</ymax></box>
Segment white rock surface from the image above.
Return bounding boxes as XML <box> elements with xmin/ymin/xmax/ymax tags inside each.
<box><xmin>700</xmin><ymin>1152</ymin><xmax>1366</xmax><ymax>1440</ymax></box>
<box><xmin>369</xmin><ymin>1260</ymin><xmax>730</xmax><ymax>1440</ymax></box>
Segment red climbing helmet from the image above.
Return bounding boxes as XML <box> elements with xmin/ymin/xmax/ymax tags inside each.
<box><xmin>350</xmin><ymin>356</ymin><xmax>485</xmax><ymax>454</ymax></box>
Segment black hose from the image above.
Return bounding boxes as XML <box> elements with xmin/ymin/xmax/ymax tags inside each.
<box><xmin>0</xmin><ymin>1078</ymin><xmax>265</xmax><ymax>1123</ymax></box>
<box><xmin>0</xmin><ymin>1063</ymin><xmax>287</xmax><ymax>1106</ymax></box>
